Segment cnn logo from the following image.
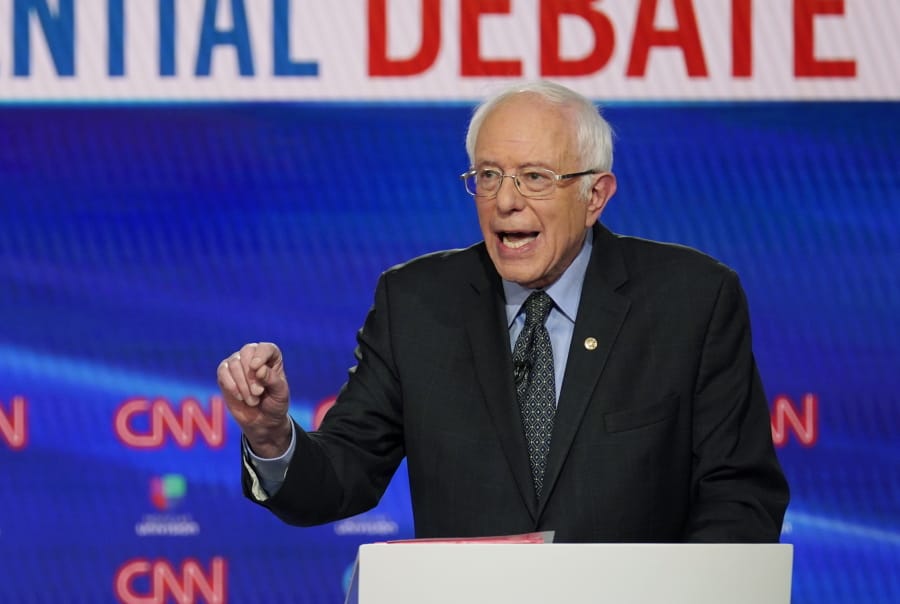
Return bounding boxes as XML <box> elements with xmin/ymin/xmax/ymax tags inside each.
<box><xmin>114</xmin><ymin>397</ymin><xmax>225</xmax><ymax>449</ymax></box>
<box><xmin>115</xmin><ymin>557</ymin><xmax>227</xmax><ymax>604</ymax></box>
<box><xmin>771</xmin><ymin>393</ymin><xmax>818</xmax><ymax>447</ymax></box>
<box><xmin>0</xmin><ymin>395</ymin><xmax>28</xmax><ymax>450</ymax></box>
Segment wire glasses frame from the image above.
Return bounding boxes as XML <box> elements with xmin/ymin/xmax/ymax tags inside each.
<box><xmin>460</xmin><ymin>166</ymin><xmax>600</xmax><ymax>199</ymax></box>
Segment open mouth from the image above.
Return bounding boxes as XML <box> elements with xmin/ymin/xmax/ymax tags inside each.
<box><xmin>500</xmin><ymin>231</ymin><xmax>539</xmax><ymax>249</ymax></box>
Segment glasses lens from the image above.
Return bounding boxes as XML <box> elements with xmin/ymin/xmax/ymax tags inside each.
<box><xmin>464</xmin><ymin>168</ymin><xmax>561</xmax><ymax>198</ymax></box>
<box><xmin>517</xmin><ymin>168</ymin><xmax>555</xmax><ymax>196</ymax></box>
<box><xmin>476</xmin><ymin>169</ymin><xmax>502</xmax><ymax>197</ymax></box>
<box><xmin>464</xmin><ymin>173</ymin><xmax>478</xmax><ymax>195</ymax></box>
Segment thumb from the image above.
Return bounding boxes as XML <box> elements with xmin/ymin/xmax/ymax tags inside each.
<box><xmin>254</xmin><ymin>360</ymin><xmax>290</xmax><ymax>403</ymax></box>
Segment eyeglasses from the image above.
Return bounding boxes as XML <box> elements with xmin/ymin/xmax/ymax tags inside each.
<box><xmin>460</xmin><ymin>166</ymin><xmax>599</xmax><ymax>199</ymax></box>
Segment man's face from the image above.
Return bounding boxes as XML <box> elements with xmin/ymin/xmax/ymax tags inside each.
<box><xmin>473</xmin><ymin>95</ymin><xmax>615</xmax><ymax>289</ymax></box>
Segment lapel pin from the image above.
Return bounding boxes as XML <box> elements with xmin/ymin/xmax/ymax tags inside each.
<box><xmin>584</xmin><ymin>337</ymin><xmax>598</xmax><ymax>351</ymax></box>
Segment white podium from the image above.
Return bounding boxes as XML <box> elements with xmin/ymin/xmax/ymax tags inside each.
<box><xmin>346</xmin><ymin>543</ymin><xmax>793</xmax><ymax>604</ymax></box>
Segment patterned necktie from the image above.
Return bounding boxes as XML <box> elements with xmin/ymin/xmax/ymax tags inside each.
<box><xmin>512</xmin><ymin>290</ymin><xmax>556</xmax><ymax>499</ymax></box>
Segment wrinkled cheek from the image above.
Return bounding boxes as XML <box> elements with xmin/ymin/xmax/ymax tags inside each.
<box><xmin>475</xmin><ymin>204</ymin><xmax>496</xmax><ymax>233</ymax></box>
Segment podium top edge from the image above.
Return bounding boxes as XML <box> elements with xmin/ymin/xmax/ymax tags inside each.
<box><xmin>360</xmin><ymin>542</ymin><xmax>793</xmax><ymax>550</ymax></box>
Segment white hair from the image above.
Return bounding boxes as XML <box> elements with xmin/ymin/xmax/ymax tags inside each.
<box><xmin>464</xmin><ymin>81</ymin><xmax>614</xmax><ymax>197</ymax></box>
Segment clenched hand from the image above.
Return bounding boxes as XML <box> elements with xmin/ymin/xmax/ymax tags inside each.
<box><xmin>217</xmin><ymin>342</ymin><xmax>292</xmax><ymax>458</ymax></box>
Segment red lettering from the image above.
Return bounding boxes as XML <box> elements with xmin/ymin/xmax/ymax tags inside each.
<box><xmin>771</xmin><ymin>393</ymin><xmax>819</xmax><ymax>447</ymax></box>
<box><xmin>627</xmin><ymin>0</ymin><xmax>708</xmax><ymax>77</ymax></box>
<box><xmin>732</xmin><ymin>0</ymin><xmax>752</xmax><ymax>77</ymax></box>
<box><xmin>312</xmin><ymin>395</ymin><xmax>337</xmax><ymax>431</ymax></box>
<box><xmin>115</xmin><ymin>559</ymin><xmax>153</xmax><ymax>604</ymax></box>
<box><xmin>0</xmin><ymin>396</ymin><xmax>28</xmax><ymax>450</ymax></box>
<box><xmin>114</xmin><ymin>397</ymin><xmax>226</xmax><ymax>449</ymax></box>
<box><xmin>540</xmin><ymin>0</ymin><xmax>615</xmax><ymax>76</ymax></box>
<box><xmin>460</xmin><ymin>0</ymin><xmax>522</xmax><ymax>76</ymax></box>
<box><xmin>115</xmin><ymin>557</ymin><xmax>227</xmax><ymax>604</ymax></box>
<box><xmin>793</xmin><ymin>0</ymin><xmax>856</xmax><ymax>77</ymax></box>
<box><xmin>368</xmin><ymin>0</ymin><xmax>441</xmax><ymax>76</ymax></box>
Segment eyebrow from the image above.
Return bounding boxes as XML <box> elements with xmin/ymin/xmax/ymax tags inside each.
<box><xmin>474</xmin><ymin>160</ymin><xmax>555</xmax><ymax>170</ymax></box>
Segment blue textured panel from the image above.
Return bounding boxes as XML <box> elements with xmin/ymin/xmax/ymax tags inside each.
<box><xmin>0</xmin><ymin>103</ymin><xmax>897</xmax><ymax>603</ymax></box>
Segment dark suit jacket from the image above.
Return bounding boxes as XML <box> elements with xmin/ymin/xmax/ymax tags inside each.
<box><xmin>244</xmin><ymin>223</ymin><xmax>789</xmax><ymax>542</ymax></box>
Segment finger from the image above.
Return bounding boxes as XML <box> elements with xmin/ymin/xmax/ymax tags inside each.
<box><xmin>216</xmin><ymin>359</ymin><xmax>243</xmax><ymax>402</ymax></box>
<box><xmin>254</xmin><ymin>363</ymin><xmax>279</xmax><ymax>391</ymax></box>
<box><xmin>227</xmin><ymin>351</ymin><xmax>257</xmax><ymax>406</ymax></box>
<box><xmin>257</xmin><ymin>362</ymin><xmax>284</xmax><ymax>387</ymax></box>
<box><xmin>255</xmin><ymin>363</ymin><xmax>268</xmax><ymax>381</ymax></box>
<box><xmin>254</xmin><ymin>357</ymin><xmax>290</xmax><ymax>405</ymax></box>
<box><xmin>249</xmin><ymin>341</ymin><xmax>282</xmax><ymax>371</ymax></box>
<box><xmin>249</xmin><ymin>372</ymin><xmax>265</xmax><ymax>397</ymax></box>
<box><xmin>239</xmin><ymin>343</ymin><xmax>266</xmax><ymax>400</ymax></box>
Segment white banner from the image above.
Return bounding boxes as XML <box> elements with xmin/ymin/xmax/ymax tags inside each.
<box><xmin>0</xmin><ymin>0</ymin><xmax>896</xmax><ymax>101</ymax></box>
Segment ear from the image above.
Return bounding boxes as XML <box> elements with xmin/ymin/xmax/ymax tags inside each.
<box><xmin>584</xmin><ymin>172</ymin><xmax>617</xmax><ymax>227</ymax></box>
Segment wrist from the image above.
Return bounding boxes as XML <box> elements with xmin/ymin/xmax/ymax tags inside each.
<box><xmin>245</xmin><ymin>417</ymin><xmax>292</xmax><ymax>459</ymax></box>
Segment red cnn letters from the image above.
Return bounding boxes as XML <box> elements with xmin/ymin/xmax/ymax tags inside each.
<box><xmin>114</xmin><ymin>557</ymin><xmax>227</xmax><ymax>604</ymax></box>
<box><xmin>114</xmin><ymin>397</ymin><xmax>226</xmax><ymax>449</ymax></box>
<box><xmin>0</xmin><ymin>396</ymin><xmax>27</xmax><ymax>450</ymax></box>
<box><xmin>771</xmin><ymin>393</ymin><xmax>819</xmax><ymax>447</ymax></box>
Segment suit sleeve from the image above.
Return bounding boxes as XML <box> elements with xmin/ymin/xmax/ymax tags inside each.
<box><xmin>684</xmin><ymin>270</ymin><xmax>790</xmax><ymax>542</ymax></box>
<box><xmin>241</xmin><ymin>271</ymin><xmax>406</xmax><ymax>526</ymax></box>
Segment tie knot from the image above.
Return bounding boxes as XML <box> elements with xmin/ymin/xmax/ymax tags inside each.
<box><xmin>522</xmin><ymin>291</ymin><xmax>554</xmax><ymax>328</ymax></box>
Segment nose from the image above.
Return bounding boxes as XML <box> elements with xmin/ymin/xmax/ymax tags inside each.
<box><xmin>495</xmin><ymin>174</ymin><xmax>526</xmax><ymax>213</ymax></box>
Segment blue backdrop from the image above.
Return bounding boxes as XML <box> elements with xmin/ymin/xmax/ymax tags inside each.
<box><xmin>0</xmin><ymin>102</ymin><xmax>897</xmax><ymax>602</ymax></box>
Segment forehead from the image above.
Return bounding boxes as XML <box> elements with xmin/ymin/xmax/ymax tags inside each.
<box><xmin>474</xmin><ymin>94</ymin><xmax>576</xmax><ymax>166</ymax></box>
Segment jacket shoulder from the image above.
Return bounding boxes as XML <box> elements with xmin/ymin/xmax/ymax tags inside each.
<box><xmin>381</xmin><ymin>243</ymin><xmax>488</xmax><ymax>285</ymax></box>
<box><xmin>614</xmin><ymin>234</ymin><xmax>737</xmax><ymax>282</ymax></box>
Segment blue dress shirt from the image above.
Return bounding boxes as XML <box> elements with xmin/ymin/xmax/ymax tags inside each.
<box><xmin>502</xmin><ymin>228</ymin><xmax>593</xmax><ymax>404</ymax></box>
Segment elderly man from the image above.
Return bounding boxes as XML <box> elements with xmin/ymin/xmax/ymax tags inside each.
<box><xmin>217</xmin><ymin>81</ymin><xmax>789</xmax><ymax>543</ymax></box>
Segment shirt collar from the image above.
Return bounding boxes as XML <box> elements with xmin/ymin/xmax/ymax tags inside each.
<box><xmin>503</xmin><ymin>228</ymin><xmax>594</xmax><ymax>327</ymax></box>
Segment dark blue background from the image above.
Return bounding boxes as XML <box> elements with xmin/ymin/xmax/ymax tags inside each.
<box><xmin>0</xmin><ymin>102</ymin><xmax>897</xmax><ymax>602</ymax></box>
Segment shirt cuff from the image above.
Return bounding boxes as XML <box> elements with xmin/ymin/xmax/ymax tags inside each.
<box><xmin>242</xmin><ymin>421</ymin><xmax>297</xmax><ymax>501</ymax></box>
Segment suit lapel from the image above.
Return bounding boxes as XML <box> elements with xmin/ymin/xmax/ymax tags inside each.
<box><xmin>463</xmin><ymin>246</ymin><xmax>539</xmax><ymax>520</ymax></box>
<box><xmin>537</xmin><ymin>224</ymin><xmax>631</xmax><ymax>517</ymax></box>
